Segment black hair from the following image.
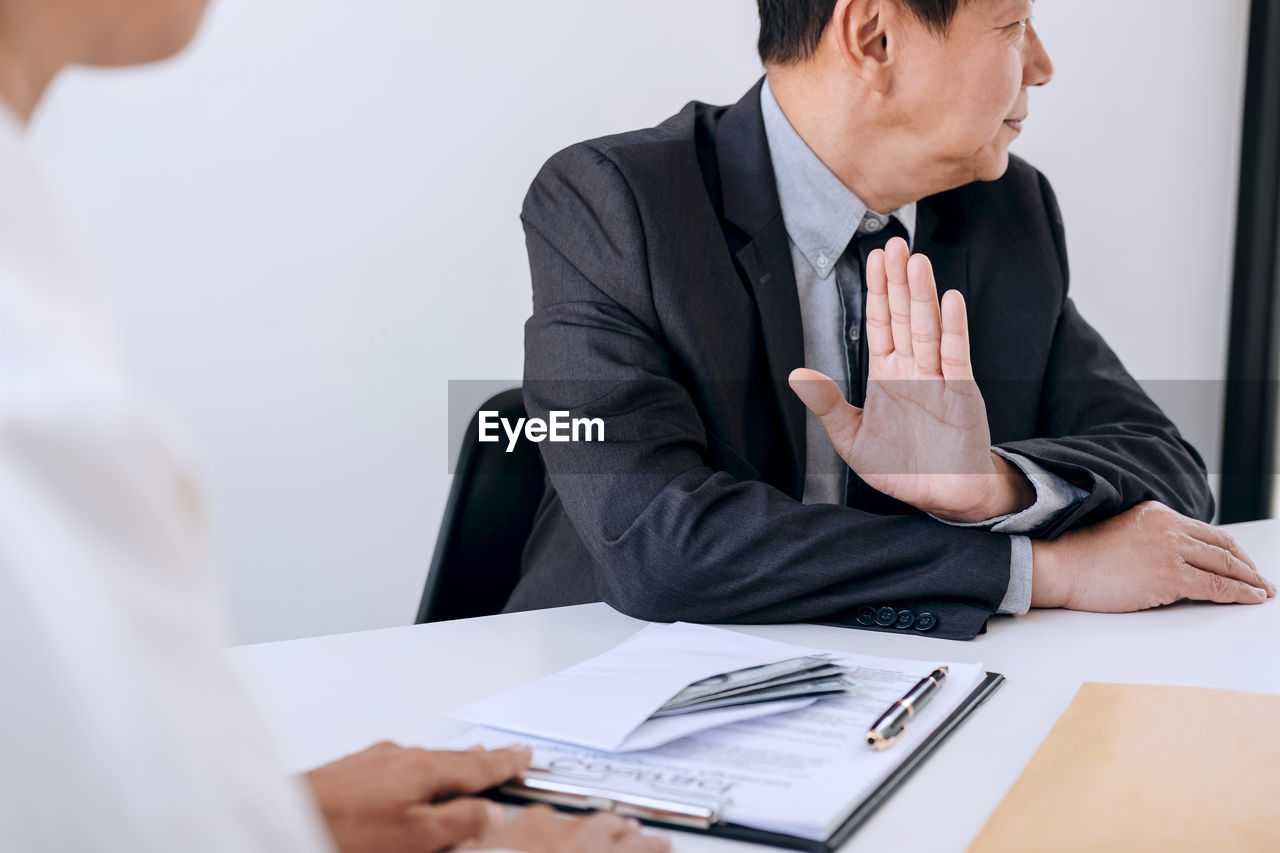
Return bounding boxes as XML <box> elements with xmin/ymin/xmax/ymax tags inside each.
<box><xmin>756</xmin><ymin>0</ymin><xmax>964</xmax><ymax>65</ymax></box>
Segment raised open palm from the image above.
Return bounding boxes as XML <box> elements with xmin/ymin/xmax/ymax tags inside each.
<box><xmin>789</xmin><ymin>237</ymin><xmax>1026</xmax><ymax>522</ymax></box>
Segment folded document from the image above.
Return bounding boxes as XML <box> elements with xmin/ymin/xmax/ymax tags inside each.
<box><xmin>452</xmin><ymin>623</ymin><xmax>839</xmax><ymax>752</ymax></box>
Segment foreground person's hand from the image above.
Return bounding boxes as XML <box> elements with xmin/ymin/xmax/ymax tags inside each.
<box><xmin>789</xmin><ymin>237</ymin><xmax>1033</xmax><ymax>523</ymax></box>
<box><xmin>458</xmin><ymin>804</ymin><xmax>671</xmax><ymax>853</ymax></box>
<box><xmin>304</xmin><ymin>742</ymin><xmax>529</xmax><ymax>853</ymax></box>
<box><xmin>1031</xmin><ymin>501</ymin><xmax>1277</xmax><ymax>610</ymax></box>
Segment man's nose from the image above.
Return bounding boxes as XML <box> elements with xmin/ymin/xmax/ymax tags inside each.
<box><xmin>1024</xmin><ymin>23</ymin><xmax>1055</xmax><ymax>87</ymax></box>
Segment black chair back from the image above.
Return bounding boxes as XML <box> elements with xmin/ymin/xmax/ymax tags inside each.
<box><xmin>416</xmin><ymin>388</ymin><xmax>546</xmax><ymax>623</ymax></box>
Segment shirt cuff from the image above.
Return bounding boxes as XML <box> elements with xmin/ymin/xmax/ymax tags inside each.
<box><xmin>998</xmin><ymin>535</ymin><xmax>1034</xmax><ymax>615</ymax></box>
<box><xmin>930</xmin><ymin>448</ymin><xmax>1089</xmax><ymax>534</ymax></box>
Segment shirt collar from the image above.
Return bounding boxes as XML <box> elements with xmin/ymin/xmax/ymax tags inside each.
<box><xmin>760</xmin><ymin>78</ymin><xmax>916</xmax><ymax>280</ymax></box>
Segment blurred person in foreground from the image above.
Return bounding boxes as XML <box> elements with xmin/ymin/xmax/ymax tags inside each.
<box><xmin>0</xmin><ymin>1</ymin><xmax>667</xmax><ymax>851</ymax></box>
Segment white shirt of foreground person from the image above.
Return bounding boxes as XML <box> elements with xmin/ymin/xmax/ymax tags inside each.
<box><xmin>0</xmin><ymin>106</ymin><xmax>340</xmax><ymax>850</ymax></box>
<box><xmin>0</xmin><ymin>106</ymin><xmax>520</xmax><ymax>853</ymax></box>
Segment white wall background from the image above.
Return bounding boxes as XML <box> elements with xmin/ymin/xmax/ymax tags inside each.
<box><xmin>29</xmin><ymin>0</ymin><xmax>1250</xmax><ymax>644</ymax></box>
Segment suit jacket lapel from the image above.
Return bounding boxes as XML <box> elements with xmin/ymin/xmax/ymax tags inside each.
<box><xmin>716</xmin><ymin>80</ymin><xmax>807</xmax><ymax>491</ymax></box>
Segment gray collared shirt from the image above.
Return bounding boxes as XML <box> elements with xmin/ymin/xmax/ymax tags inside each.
<box><xmin>759</xmin><ymin>79</ymin><xmax>1086</xmax><ymax>615</ymax></box>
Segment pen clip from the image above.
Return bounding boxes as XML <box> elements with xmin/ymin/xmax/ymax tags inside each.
<box><xmin>498</xmin><ymin>772</ymin><xmax>725</xmax><ymax>829</ymax></box>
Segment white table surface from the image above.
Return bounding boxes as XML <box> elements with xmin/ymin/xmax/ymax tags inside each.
<box><xmin>228</xmin><ymin>518</ymin><xmax>1280</xmax><ymax>852</ymax></box>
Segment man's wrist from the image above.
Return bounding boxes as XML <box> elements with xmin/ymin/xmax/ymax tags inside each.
<box><xmin>1029</xmin><ymin>538</ymin><xmax>1071</xmax><ymax>608</ymax></box>
<box><xmin>985</xmin><ymin>451</ymin><xmax>1037</xmax><ymax>518</ymax></box>
<box><xmin>932</xmin><ymin>452</ymin><xmax>1037</xmax><ymax>523</ymax></box>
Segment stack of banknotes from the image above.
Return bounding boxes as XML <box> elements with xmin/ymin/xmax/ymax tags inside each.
<box><xmin>651</xmin><ymin>655</ymin><xmax>852</xmax><ymax>718</ymax></box>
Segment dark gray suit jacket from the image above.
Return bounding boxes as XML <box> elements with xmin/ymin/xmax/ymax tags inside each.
<box><xmin>505</xmin><ymin>80</ymin><xmax>1212</xmax><ymax>640</ymax></box>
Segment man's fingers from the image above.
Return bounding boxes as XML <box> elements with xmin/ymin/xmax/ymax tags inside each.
<box><xmin>788</xmin><ymin>369</ymin><xmax>847</xmax><ymax>417</ymax></box>
<box><xmin>409</xmin><ymin>798</ymin><xmax>504</xmax><ymax>850</ymax></box>
<box><xmin>414</xmin><ymin>746</ymin><xmax>531</xmax><ymax>800</ymax></box>
<box><xmin>939</xmin><ymin>289</ymin><xmax>974</xmax><ymax>383</ymax></box>
<box><xmin>885</xmin><ymin>237</ymin><xmax>913</xmax><ymax>359</ymax></box>
<box><xmin>865</xmin><ymin>249</ymin><xmax>894</xmax><ymax>358</ymax></box>
<box><xmin>789</xmin><ymin>368</ymin><xmax>862</xmax><ymax>452</ymax></box>
<box><xmin>1186</xmin><ymin>523</ymin><xmax>1268</xmax><ymax>583</ymax></box>
<box><xmin>906</xmin><ymin>253</ymin><xmax>942</xmax><ymax>377</ymax></box>
<box><xmin>1180</xmin><ymin>564</ymin><xmax>1268</xmax><ymax>605</ymax></box>
<box><xmin>1179</xmin><ymin>535</ymin><xmax>1275</xmax><ymax>597</ymax></box>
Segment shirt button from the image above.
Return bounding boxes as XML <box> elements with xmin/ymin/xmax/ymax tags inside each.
<box><xmin>848</xmin><ymin>326</ymin><xmax>860</xmax><ymax>343</ymax></box>
<box><xmin>817</xmin><ymin>254</ymin><xmax>829</xmax><ymax>268</ymax></box>
<box><xmin>862</xmin><ymin>218</ymin><xmax>884</xmax><ymax>233</ymax></box>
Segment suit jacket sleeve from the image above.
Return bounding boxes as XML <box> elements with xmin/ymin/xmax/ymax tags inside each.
<box><xmin>521</xmin><ymin>143</ymin><xmax>1014</xmax><ymax>641</ymax></box>
<box><xmin>993</xmin><ymin>172</ymin><xmax>1215</xmax><ymax>537</ymax></box>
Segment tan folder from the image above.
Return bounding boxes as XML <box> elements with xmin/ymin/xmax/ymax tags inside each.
<box><xmin>968</xmin><ymin>682</ymin><xmax>1280</xmax><ymax>853</ymax></box>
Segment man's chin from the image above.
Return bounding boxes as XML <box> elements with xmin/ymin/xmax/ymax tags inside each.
<box><xmin>974</xmin><ymin>149</ymin><xmax>1013</xmax><ymax>183</ymax></box>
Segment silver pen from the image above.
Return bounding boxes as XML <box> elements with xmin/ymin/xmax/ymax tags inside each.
<box><xmin>865</xmin><ymin>667</ymin><xmax>948</xmax><ymax>750</ymax></box>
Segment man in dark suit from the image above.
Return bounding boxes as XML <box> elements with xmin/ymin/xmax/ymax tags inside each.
<box><xmin>505</xmin><ymin>0</ymin><xmax>1275</xmax><ymax>640</ymax></box>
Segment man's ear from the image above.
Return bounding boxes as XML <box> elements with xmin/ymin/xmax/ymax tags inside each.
<box><xmin>831</xmin><ymin>0</ymin><xmax>893</xmax><ymax>92</ymax></box>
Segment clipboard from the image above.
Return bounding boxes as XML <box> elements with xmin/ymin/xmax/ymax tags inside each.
<box><xmin>490</xmin><ymin>671</ymin><xmax>1005</xmax><ymax>851</ymax></box>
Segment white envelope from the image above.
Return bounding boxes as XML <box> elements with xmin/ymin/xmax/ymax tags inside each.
<box><xmin>449</xmin><ymin>622</ymin><xmax>833</xmax><ymax>752</ymax></box>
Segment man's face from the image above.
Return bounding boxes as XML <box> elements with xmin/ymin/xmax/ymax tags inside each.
<box><xmin>889</xmin><ymin>0</ymin><xmax>1053</xmax><ymax>185</ymax></box>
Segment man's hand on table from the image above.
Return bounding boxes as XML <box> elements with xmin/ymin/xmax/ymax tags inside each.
<box><xmin>1030</xmin><ymin>501</ymin><xmax>1276</xmax><ymax>610</ymax></box>
<box><xmin>789</xmin><ymin>236</ymin><xmax>1034</xmax><ymax>523</ymax></box>
<box><xmin>303</xmin><ymin>742</ymin><xmax>668</xmax><ymax>853</ymax></box>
